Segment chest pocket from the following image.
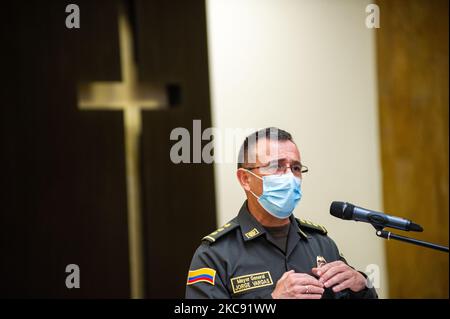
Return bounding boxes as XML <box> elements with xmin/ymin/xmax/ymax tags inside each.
<box><xmin>229</xmin><ymin>271</ymin><xmax>274</xmax><ymax>298</ymax></box>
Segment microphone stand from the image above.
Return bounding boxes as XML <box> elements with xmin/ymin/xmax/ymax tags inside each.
<box><xmin>374</xmin><ymin>227</ymin><xmax>449</xmax><ymax>253</ymax></box>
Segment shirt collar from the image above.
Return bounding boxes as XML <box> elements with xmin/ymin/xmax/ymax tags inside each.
<box><xmin>237</xmin><ymin>201</ymin><xmax>309</xmax><ymax>241</ymax></box>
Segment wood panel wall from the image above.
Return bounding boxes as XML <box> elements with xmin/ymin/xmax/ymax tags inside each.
<box><xmin>376</xmin><ymin>0</ymin><xmax>449</xmax><ymax>298</ymax></box>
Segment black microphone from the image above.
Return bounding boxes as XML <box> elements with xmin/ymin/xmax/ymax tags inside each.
<box><xmin>330</xmin><ymin>201</ymin><xmax>423</xmax><ymax>232</ymax></box>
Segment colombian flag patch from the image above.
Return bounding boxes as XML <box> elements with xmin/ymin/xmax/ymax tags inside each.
<box><xmin>186</xmin><ymin>268</ymin><xmax>216</xmax><ymax>286</ymax></box>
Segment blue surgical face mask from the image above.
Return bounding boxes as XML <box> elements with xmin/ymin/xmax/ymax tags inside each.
<box><xmin>246</xmin><ymin>169</ymin><xmax>302</xmax><ymax>219</ymax></box>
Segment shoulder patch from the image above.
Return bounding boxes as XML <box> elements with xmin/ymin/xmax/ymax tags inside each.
<box><xmin>202</xmin><ymin>221</ymin><xmax>239</xmax><ymax>243</ymax></box>
<box><xmin>296</xmin><ymin>218</ymin><xmax>328</xmax><ymax>234</ymax></box>
<box><xmin>187</xmin><ymin>268</ymin><xmax>216</xmax><ymax>286</ymax></box>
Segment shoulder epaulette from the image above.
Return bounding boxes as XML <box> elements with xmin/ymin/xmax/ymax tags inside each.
<box><xmin>296</xmin><ymin>218</ymin><xmax>328</xmax><ymax>235</ymax></box>
<box><xmin>202</xmin><ymin>221</ymin><xmax>239</xmax><ymax>243</ymax></box>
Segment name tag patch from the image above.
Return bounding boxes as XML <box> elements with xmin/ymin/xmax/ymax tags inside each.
<box><xmin>230</xmin><ymin>271</ymin><xmax>273</xmax><ymax>294</ymax></box>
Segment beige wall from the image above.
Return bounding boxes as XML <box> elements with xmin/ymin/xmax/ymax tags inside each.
<box><xmin>206</xmin><ymin>0</ymin><xmax>388</xmax><ymax>298</ymax></box>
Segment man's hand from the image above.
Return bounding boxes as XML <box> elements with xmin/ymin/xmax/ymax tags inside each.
<box><xmin>271</xmin><ymin>270</ymin><xmax>325</xmax><ymax>299</ymax></box>
<box><xmin>311</xmin><ymin>261</ymin><xmax>367</xmax><ymax>293</ymax></box>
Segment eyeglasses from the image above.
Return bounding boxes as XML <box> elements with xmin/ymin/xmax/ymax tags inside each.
<box><xmin>245</xmin><ymin>160</ymin><xmax>308</xmax><ymax>177</ymax></box>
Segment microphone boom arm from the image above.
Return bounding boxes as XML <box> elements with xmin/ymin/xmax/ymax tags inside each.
<box><xmin>373</xmin><ymin>226</ymin><xmax>449</xmax><ymax>253</ymax></box>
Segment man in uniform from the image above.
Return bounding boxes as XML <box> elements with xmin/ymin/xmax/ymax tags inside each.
<box><xmin>185</xmin><ymin>127</ymin><xmax>378</xmax><ymax>299</ymax></box>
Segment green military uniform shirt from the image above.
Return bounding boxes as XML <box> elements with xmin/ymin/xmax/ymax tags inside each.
<box><xmin>185</xmin><ymin>201</ymin><xmax>378</xmax><ymax>299</ymax></box>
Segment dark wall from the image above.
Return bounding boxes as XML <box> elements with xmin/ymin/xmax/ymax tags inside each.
<box><xmin>136</xmin><ymin>0</ymin><xmax>217</xmax><ymax>298</ymax></box>
<box><xmin>1</xmin><ymin>0</ymin><xmax>130</xmax><ymax>298</ymax></box>
<box><xmin>0</xmin><ymin>0</ymin><xmax>216</xmax><ymax>298</ymax></box>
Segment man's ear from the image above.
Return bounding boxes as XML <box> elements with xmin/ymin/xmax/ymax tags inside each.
<box><xmin>236</xmin><ymin>168</ymin><xmax>251</xmax><ymax>192</ymax></box>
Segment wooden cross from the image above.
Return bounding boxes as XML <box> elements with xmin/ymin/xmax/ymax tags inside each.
<box><xmin>78</xmin><ymin>2</ymin><xmax>167</xmax><ymax>298</ymax></box>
